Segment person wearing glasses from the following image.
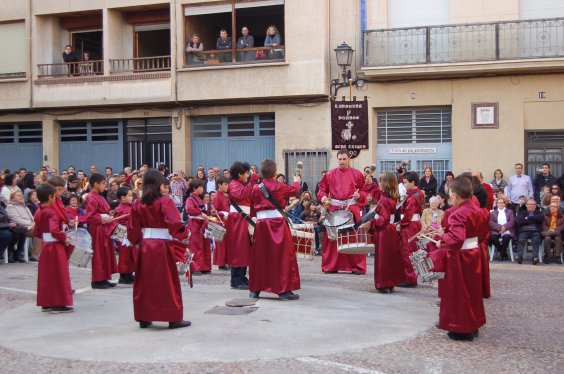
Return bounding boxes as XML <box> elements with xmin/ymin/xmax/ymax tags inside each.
<box><xmin>541</xmin><ymin>202</ymin><xmax>564</xmax><ymax>264</ymax></box>
<box><xmin>515</xmin><ymin>198</ymin><xmax>544</xmax><ymax>265</ymax></box>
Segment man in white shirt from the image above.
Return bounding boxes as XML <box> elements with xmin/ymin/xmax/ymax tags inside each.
<box><xmin>506</xmin><ymin>163</ymin><xmax>533</xmax><ymax>211</ymax></box>
<box><xmin>205</xmin><ymin>168</ymin><xmax>216</xmax><ymax>193</ymax></box>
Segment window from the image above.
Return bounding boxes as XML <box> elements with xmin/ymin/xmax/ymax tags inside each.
<box><xmin>377</xmin><ymin>108</ymin><xmax>452</xmax><ymax>144</ymax></box>
<box><xmin>183</xmin><ymin>0</ymin><xmax>285</xmax><ymax>66</ymax></box>
<box><xmin>60</xmin><ymin>121</ymin><xmax>119</xmax><ymax>142</ymax></box>
<box><xmin>378</xmin><ymin>159</ymin><xmax>451</xmax><ymax>186</ymax></box>
<box><xmin>0</xmin><ymin>21</ymin><xmax>27</xmax><ymax>79</ymax></box>
<box><xmin>284</xmin><ymin>150</ymin><xmax>329</xmax><ymax>194</ymax></box>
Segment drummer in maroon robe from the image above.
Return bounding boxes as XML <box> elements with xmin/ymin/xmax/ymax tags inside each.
<box><xmin>86</xmin><ymin>173</ymin><xmax>118</xmax><ymax>289</ymax></box>
<box><xmin>316</xmin><ymin>149</ymin><xmax>368</xmax><ymax>274</ymax></box>
<box><xmin>185</xmin><ymin>179</ymin><xmax>212</xmax><ymax>275</ymax></box>
<box><xmin>398</xmin><ymin>171</ymin><xmax>424</xmax><ymax>287</ymax></box>
<box><xmin>435</xmin><ymin>176</ymin><xmax>486</xmax><ymax>341</ymax></box>
<box><xmin>110</xmin><ymin>187</ymin><xmax>135</xmax><ymax>285</ymax></box>
<box><xmin>34</xmin><ymin>183</ymin><xmax>74</xmax><ymax>313</ymax></box>
<box><xmin>368</xmin><ymin>172</ymin><xmax>405</xmax><ymax>293</ymax></box>
<box><xmin>211</xmin><ymin>176</ymin><xmax>230</xmax><ymax>270</ymax></box>
<box><xmin>127</xmin><ymin>170</ymin><xmax>191</xmax><ymax>329</ymax></box>
<box><xmin>249</xmin><ymin>159</ymin><xmax>301</xmax><ymax>300</ymax></box>
<box><xmin>470</xmin><ymin>175</ymin><xmax>491</xmax><ymax>299</ymax></box>
<box><xmin>226</xmin><ymin>161</ymin><xmax>258</xmax><ymax>290</ymax></box>
<box><xmin>46</xmin><ymin>176</ymin><xmax>76</xmax><ymax>259</ymax></box>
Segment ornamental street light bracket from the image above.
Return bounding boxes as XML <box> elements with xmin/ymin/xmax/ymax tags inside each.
<box><xmin>331</xmin><ymin>42</ymin><xmax>365</xmax><ymax>98</ymax></box>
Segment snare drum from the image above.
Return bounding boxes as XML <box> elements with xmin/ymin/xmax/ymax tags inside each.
<box><xmin>409</xmin><ymin>249</ymin><xmax>445</xmax><ymax>282</ymax></box>
<box><xmin>111</xmin><ymin>224</ymin><xmax>128</xmax><ymax>242</ymax></box>
<box><xmin>204</xmin><ymin>221</ymin><xmax>227</xmax><ymax>242</ymax></box>
<box><xmin>323</xmin><ymin>209</ymin><xmax>353</xmax><ymax>240</ymax></box>
<box><xmin>67</xmin><ymin>228</ymin><xmax>93</xmax><ymax>268</ymax></box>
<box><xmin>336</xmin><ymin>224</ymin><xmax>375</xmax><ymax>254</ymax></box>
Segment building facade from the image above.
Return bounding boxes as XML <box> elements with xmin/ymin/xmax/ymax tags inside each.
<box><xmin>1</xmin><ymin>0</ymin><xmax>563</xmax><ymax>186</ymax></box>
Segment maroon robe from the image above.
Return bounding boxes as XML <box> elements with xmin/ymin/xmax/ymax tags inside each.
<box><xmin>371</xmin><ymin>194</ymin><xmax>405</xmax><ymax>289</ymax></box>
<box><xmin>399</xmin><ymin>188</ymin><xmax>423</xmax><ymax>285</ymax></box>
<box><xmin>249</xmin><ymin>178</ymin><xmax>301</xmax><ymax>294</ymax></box>
<box><xmin>34</xmin><ymin>206</ymin><xmax>73</xmax><ymax>307</ymax></box>
<box><xmin>478</xmin><ymin>207</ymin><xmax>491</xmax><ymax>299</ymax></box>
<box><xmin>185</xmin><ymin>193</ymin><xmax>211</xmax><ymax>272</ymax></box>
<box><xmin>437</xmin><ymin>200</ymin><xmax>486</xmax><ymax>334</ymax></box>
<box><xmin>226</xmin><ymin>178</ymin><xmax>256</xmax><ymax>267</ymax></box>
<box><xmin>316</xmin><ymin>167</ymin><xmax>367</xmax><ymax>273</ymax></box>
<box><xmin>111</xmin><ymin>203</ymin><xmax>136</xmax><ymax>274</ymax></box>
<box><xmin>128</xmin><ymin>197</ymin><xmax>188</xmax><ymax>322</ymax></box>
<box><xmin>211</xmin><ymin>192</ymin><xmax>229</xmax><ymax>267</ymax></box>
<box><xmin>52</xmin><ymin>197</ymin><xmax>74</xmax><ymax>259</ymax></box>
<box><xmin>86</xmin><ymin>191</ymin><xmax>118</xmax><ymax>282</ymax></box>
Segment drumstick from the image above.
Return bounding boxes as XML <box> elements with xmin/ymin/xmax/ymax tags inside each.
<box><xmin>111</xmin><ymin>213</ymin><xmax>130</xmax><ymax>222</ymax></box>
<box><xmin>209</xmin><ymin>203</ymin><xmax>224</xmax><ymax>225</ymax></box>
<box><xmin>344</xmin><ymin>189</ymin><xmax>359</xmax><ymax>211</ymax></box>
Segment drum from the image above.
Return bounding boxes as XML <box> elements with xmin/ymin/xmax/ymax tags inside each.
<box><xmin>111</xmin><ymin>224</ymin><xmax>128</xmax><ymax>242</ymax></box>
<box><xmin>409</xmin><ymin>249</ymin><xmax>445</xmax><ymax>282</ymax></box>
<box><xmin>204</xmin><ymin>221</ymin><xmax>227</xmax><ymax>242</ymax></box>
<box><xmin>290</xmin><ymin>223</ymin><xmax>315</xmax><ymax>260</ymax></box>
<box><xmin>67</xmin><ymin>228</ymin><xmax>93</xmax><ymax>268</ymax></box>
<box><xmin>323</xmin><ymin>209</ymin><xmax>353</xmax><ymax>240</ymax></box>
<box><xmin>336</xmin><ymin>224</ymin><xmax>374</xmax><ymax>254</ymax></box>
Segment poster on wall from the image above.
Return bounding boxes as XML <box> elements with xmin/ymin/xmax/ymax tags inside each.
<box><xmin>472</xmin><ymin>102</ymin><xmax>499</xmax><ymax>129</ymax></box>
<box><xmin>331</xmin><ymin>98</ymin><xmax>369</xmax><ymax>159</ymax></box>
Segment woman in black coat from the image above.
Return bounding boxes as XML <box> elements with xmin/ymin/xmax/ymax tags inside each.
<box><xmin>419</xmin><ymin>167</ymin><xmax>437</xmax><ymax>204</ymax></box>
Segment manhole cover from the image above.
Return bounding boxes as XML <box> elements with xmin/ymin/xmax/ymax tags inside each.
<box><xmin>205</xmin><ymin>306</ymin><xmax>258</xmax><ymax>315</ymax></box>
<box><xmin>225</xmin><ymin>298</ymin><xmax>257</xmax><ymax>307</ymax></box>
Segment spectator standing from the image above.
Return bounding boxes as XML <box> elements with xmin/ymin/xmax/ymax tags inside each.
<box><xmin>264</xmin><ymin>25</ymin><xmax>283</xmax><ymax>59</ymax></box>
<box><xmin>490</xmin><ymin>169</ymin><xmax>508</xmax><ymax>196</ymax></box>
<box><xmin>541</xmin><ymin>202</ymin><xmax>564</xmax><ymax>264</ymax></box>
<box><xmin>216</xmin><ymin>28</ymin><xmax>232</xmax><ymax>63</ymax></box>
<box><xmin>237</xmin><ymin>26</ymin><xmax>255</xmax><ymax>62</ymax></box>
<box><xmin>533</xmin><ymin>163</ymin><xmax>557</xmax><ymax>203</ymax></box>
<box><xmin>26</xmin><ymin>190</ymin><xmax>40</xmax><ymax>216</ymax></box>
<box><xmin>419</xmin><ymin>167</ymin><xmax>438</xmax><ymax>204</ymax></box>
<box><xmin>106</xmin><ymin>180</ymin><xmax>120</xmax><ymax>209</ymax></box>
<box><xmin>515</xmin><ymin>198</ymin><xmax>544</xmax><ymax>265</ymax></box>
<box><xmin>205</xmin><ymin>168</ymin><xmax>217</xmax><ymax>193</ymax></box>
<box><xmin>439</xmin><ymin>171</ymin><xmax>455</xmax><ymax>201</ymax></box>
<box><xmin>62</xmin><ymin>45</ymin><xmax>78</xmax><ymax>75</ymax></box>
<box><xmin>489</xmin><ymin>197</ymin><xmax>516</xmax><ymax>261</ymax></box>
<box><xmin>170</xmin><ymin>172</ymin><xmax>187</xmax><ymax>212</ymax></box>
<box><xmin>186</xmin><ymin>34</ymin><xmax>205</xmax><ymax>64</ymax></box>
<box><xmin>506</xmin><ymin>163</ymin><xmax>534</xmax><ymax>211</ymax></box>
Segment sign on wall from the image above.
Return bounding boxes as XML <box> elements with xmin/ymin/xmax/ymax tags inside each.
<box><xmin>471</xmin><ymin>102</ymin><xmax>498</xmax><ymax>129</ymax></box>
<box><xmin>331</xmin><ymin>98</ymin><xmax>369</xmax><ymax>159</ymax></box>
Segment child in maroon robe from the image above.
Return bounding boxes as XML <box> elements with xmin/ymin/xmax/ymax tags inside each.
<box><xmin>399</xmin><ymin>171</ymin><xmax>424</xmax><ymax>287</ymax></box>
<box><xmin>34</xmin><ymin>183</ymin><xmax>73</xmax><ymax>313</ymax></box>
<box><xmin>86</xmin><ymin>173</ymin><xmax>118</xmax><ymax>289</ymax></box>
<box><xmin>111</xmin><ymin>187</ymin><xmax>135</xmax><ymax>284</ymax></box>
<box><xmin>185</xmin><ymin>179</ymin><xmax>211</xmax><ymax>274</ymax></box>
<box><xmin>211</xmin><ymin>176</ymin><xmax>230</xmax><ymax>270</ymax></box>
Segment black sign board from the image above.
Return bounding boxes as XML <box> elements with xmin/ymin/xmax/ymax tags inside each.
<box><xmin>331</xmin><ymin>99</ymin><xmax>369</xmax><ymax>159</ymax></box>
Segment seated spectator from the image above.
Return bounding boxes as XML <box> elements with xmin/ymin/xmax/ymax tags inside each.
<box><xmin>540</xmin><ymin>186</ymin><xmax>551</xmax><ymax>209</ymax></box>
<box><xmin>186</xmin><ymin>34</ymin><xmax>205</xmax><ymax>65</ymax></box>
<box><xmin>515</xmin><ymin>195</ymin><xmax>528</xmax><ymax>215</ymax></box>
<box><xmin>541</xmin><ymin>202</ymin><xmax>564</xmax><ymax>264</ymax></box>
<box><xmin>439</xmin><ymin>171</ymin><xmax>454</xmax><ymax>202</ymax></box>
<box><xmin>300</xmin><ymin>191</ymin><xmax>323</xmax><ymax>253</ymax></box>
<box><xmin>286</xmin><ymin>196</ymin><xmax>304</xmax><ymax>224</ymax></box>
<box><xmin>276</xmin><ymin>174</ymin><xmax>286</xmax><ymax>184</ymax></box>
<box><xmin>236</xmin><ymin>26</ymin><xmax>255</xmax><ymax>62</ymax></box>
<box><xmin>549</xmin><ymin>184</ymin><xmax>562</xmax><ymax>201</ymax></box>
<box><xmin>515</xmin><ymin>198</ymin><xmax>544</xmax><ymax>265</ymax></box>
<box><xmin>64</xmin><ymin>194</ymin><xmax>87</xmax><ymax>229</ymax></box>
<box><xmin>1</xmin><ymin>173</ymin><xmax>21</xmax><ymax>204</ymax></box>
<box><xmin>0</xmin><ymin>199</ymin><xmax>17</xmax><ymax>263</ymax></box>
<box><xmin>66</xmin><ymin>174</ymin><xmax>81</xmax><ymax>195</ymax></box>
<box><xmin>437</xmin><ymin>191</ymin><xmax>450</xmax><ymax>212</ymax></box>
<box><xmin>489</xmin><ymin>197</ymin><xmax>516</xmax><ymax>261</ymax></box>
<box><xmin>490</xmin><ymin>169</ymin><xmax>508</xmax><ymax>196</ymax></box>
<box><xmin>421</xmin><ymin>196</ymin><xmax>444</xmax><ymax>230</ymax></box>
<box><xmin>21</xmin><ymin>172</ymin><xmax>36</xmax><ymax>198</ymax></box>
<box><xmin>6</xmin><ymin>190</ymin><xmax>35</xmax><ymax>261</ymax></box>
<box><xmin>26</xmin><ymin>189</ymin><xmax>40</xmax><ymax>216</ymax></box>
<box><xmin>216</xmin><ymin>28</ymin><xmax>232</xmax><ymax>63</ymax></box>
<box><xmin>419</xmin><ymin>167</ymin><xmax>437</xmax><ymax>205</ymax></box>
<box><xmin>264</xmin><ymin>25</ymin><xmax>283</xmax><ymax>59</ymax></box>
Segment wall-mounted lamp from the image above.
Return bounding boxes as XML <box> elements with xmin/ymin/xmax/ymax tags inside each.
<box><xmin>172</xmin><ymin>111</ymin><xmax>180</xmax><ymax>130</ymax></box>
<box><xmin>330</xmin><ymin>42</ymin><xmax>365</xmax><ymax>98</ymax></box>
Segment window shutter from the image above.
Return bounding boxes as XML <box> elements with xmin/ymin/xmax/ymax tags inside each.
<box><xmin>0</xmin><ymin>21</ymin><xmax>27</xmax><ymax>77</ymax></box>
<box><xmin>388</xmin><ymin>0</ymin><xmax>450</xmax><ymax>28</ymax></box>
<box><xmin>520</xmin><ymin>0</ymin><xmax>564</xmax><ymax>19</ymax></box>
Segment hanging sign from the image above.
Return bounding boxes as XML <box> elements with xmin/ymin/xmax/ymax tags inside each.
<box><xmin>331</xmin><ymin>99</ymin><xmax>369</xmax><ymax>159</ymax></box>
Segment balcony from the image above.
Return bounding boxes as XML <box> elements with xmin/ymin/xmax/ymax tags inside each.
<box><xmin>362</xmin><ymin>17</ymin><xmax>564</xmax><ymax>79</ymax></box>
<box><xmin>37</xmin><ymin>61</ymin><xmax>104</xmax><ymax>79</ymax></box>
<box><xmin>184</xmin><ymin>46</ymin><xmax>285</xmax><ymax>67</ymax></box>
<box><xmin>109</xmin><ymin>56</ymin><xmax>171</xmax><ymax>74</ymax></box>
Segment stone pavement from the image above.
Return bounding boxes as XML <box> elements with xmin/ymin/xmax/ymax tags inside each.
<box><xmin>0</xmin><ymin>256</ymin><xmax>563</xmax><ymax>374</ymax></box>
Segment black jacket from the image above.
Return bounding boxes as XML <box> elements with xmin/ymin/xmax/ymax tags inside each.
<box><xmin>516</xmin><ymin>208</ymin><xmax>544</xmax><ymax>232</ymax></box>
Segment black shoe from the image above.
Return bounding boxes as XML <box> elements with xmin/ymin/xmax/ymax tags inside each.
<box><xmin>532</xmin><ymin>257</ymin><xmax>539</xmax><ymax>265</ymax></box>
<box><xmin>118</xmin><ymin>275</ymin><xmax>133</xmax><ymax>285</ymax></box>
<box><xmin>29</xmin><ymin>256</ymin><xmax>39</xmax><ymax>262</ymax></box>
<box><xmin>279</xmin><ymin>291</ymin><xmax>299</xmax><ymax>301</ymax></box>
<box><xmin>376</xmin><ymin>288</ymin><xmax>389</xmax><ymax>294</ymax></box>
<box><xmin>219</xmin><ymin>265</ymin><xmax>230</xmax><ymax>271</ymax></box>
<box><xmin>91</xmin><ymin>281</ymin><xmax>109</xmax><ymax>289</ymax></box>
<box><xmin>72</xmin><ymin>289</ymin><xmax>75</xmax><ymax>294</ymax></box>
<box><xmin>323</xmin><ymin>271</ymin><xmax>338</xmax><ymax>274</ymax></box>
<box><xmin>128</xmin><ymin>273</ymin><xmax>135</xmax><ymax>282</ymax></box>
<box><xmin>543</xmin><ymin>257</ymin><xmax>549</xmax><ymax>264</ymax></box>
<box><xmin>249</xmin><ymin>291</ymin><xmax>260</xmax><ymax>299</ymax></box>
<box><xmin>397</xmin><ymin>282</ymin><xmax>417</xmax><ymax>288</ymax></box>
<box><xmin>139</xmin><ymin>320</ymin><xmax>152</xmax><ymax>328</ymax></box>
<box><xmin>16</xmin><ymin>258</ymin><xmax>26</xmax><ymax>263</ymax></box>
<box><xmin>41</xmin><ymin>306</ymin><xmax>51</xmax><ymax>312</ymax></box>
<box><xmin>388</xmin><ymin>287</ymin><xmax>395</xmax><ymax>293</ymax></box>
<box><xmin>169</xmin><ymin>320</ymin><xmax>191</xmax><ymax>329</ymax></box>
<box><xmin>351</xmin><ymin>271</ymin><xmax>364</xmax><ymax>275</ymax></box>
<box><xmin>201</xmin><ymin>270</ymin><xmax>211</xmax><ymax>274</ymax></box>
<box><xmin>435</xmin><ymin>322</ymin><xmax>440</xmax><ymax>329</ymax></box>
<box><xmin>50</xmin><ymin>306</ymin><xmax>74</xmax><ymax>314</ymax></box>
<box><xmin>473</xmin><ymin>329</ymin><xmax>479</xmax><ymax>338</ymax></box>
<box><xmin>231</xmin><ymin>284</ymin><xmax>249</xmax><ymax>290</ymax></box>
<box><xmin>447</xmin><ymin>331</ymin><xmax>475</xmax><ymax>341</ymax></box>
<box><xmin>192</xmin><ymin>271</ymin><xmax>202</xmax><ymax>276</ymax></box>
<box><xmin>516</xmin><ymin>256</ymin><xmax>523</xmax><ymax>264</ymax></box>
<box><xmin>107</xmin><ymin>281</ymin><xmax>117</xmax><ymax>288</ymax></box>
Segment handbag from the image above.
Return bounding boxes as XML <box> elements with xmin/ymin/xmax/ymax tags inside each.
<box><xmin>256</xmin><ymin>50</ymin><xmax>266</xmax><ymax>59</ymax></box>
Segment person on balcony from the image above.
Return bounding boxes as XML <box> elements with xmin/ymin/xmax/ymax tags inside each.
<box><xmin>62</xmin><ymin>45</ymin><xmax>78</xmax><ymax>75</ymax></box>
<box><xmin>264</xmin><ymin>25</ymin><xmax>283</xmax><ymax>59</ymax></box>
<box><xmin>237</xmin><ymin>26</ymin><xmax>255</xmax><ymax>62</ymax></box>
<box><xmin>186</xmin><ymin>34</ymin><xmax>204</xmax><ymax>65</ymax></box>
<box><xmin>80</xmin><ymin>51</ymin><xmax>94</xmax><ymax>76</ymax></box>
<box><xmin>216</xmin><ymin>28</ymin><xmax>232</xmax><ymax>63</ymax></box>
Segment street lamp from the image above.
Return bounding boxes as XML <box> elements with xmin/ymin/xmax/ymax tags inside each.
<box><xmin>331</xmin><ymin>42</ymin><xmax>365</xmax><ymax>98</ymax></box>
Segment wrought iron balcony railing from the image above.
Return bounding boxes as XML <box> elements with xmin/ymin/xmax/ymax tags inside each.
<box><xmin>109</xmin><ymin>56</ymin><xmax>171</xmax><ymax>74</ymax></box>
<box><xmin>363</xmin><ymin>17</ymin><xmax>564</xmax><ymax>67</ymax></box>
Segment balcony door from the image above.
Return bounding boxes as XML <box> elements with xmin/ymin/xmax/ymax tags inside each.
<box><xmin>71</xmin><ymin>30</ymin><xmax>103</xmax><ymax>61</ymax></box>
<box><xmin>134</xmin><ymin>24</ymin><xmax>171</xmax><ymax>58</ymax></box>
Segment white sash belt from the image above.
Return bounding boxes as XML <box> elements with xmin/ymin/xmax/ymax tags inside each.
<box><xmin>142</xmin><ymin>228</ymin><xmax>172</xmax><ymax>240</ymax></box>
<box><xmin>330</xmin><ymin>198</ymin><xmax>356</xmax><ymax>207</ymax></box>
<box><xmin>461</xmin><ymin>237</ymin><xmax>478</xmax><ymax>250</ymax></box>
<box><xmin>257</xmin><ymin>209</ymin><xmax>283</xmax><ymax>220</ymax></box>
<box><xmin>230</xmin><ymin>205</ymin><xmax>250</xmax><ymax>214</ymax></box>
<box><xmin>42</xmin><ymin>233</ymin><xmax>57</xmax><ymax>242</ymax></box>
<box><xmin>121</xmin><ymin>238</ymin><xmax>132</xmax><ymax>247</ymax></box>
<box><xmin>411</xmin><ymin>214</ymin><xmax>421</xmax><ymax>222</ymax></box>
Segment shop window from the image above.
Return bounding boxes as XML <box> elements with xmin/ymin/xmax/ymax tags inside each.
<box><xmin>183</xmin><ymin>0</ymin><xmax>284</xmax><ymax>67</ymax></box>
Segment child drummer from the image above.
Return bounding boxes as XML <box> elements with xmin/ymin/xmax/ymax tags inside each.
<box><xmin>185</xmin><ymin>179</ymin><xmax>211</xmax><ymax>275</ymax></box>
<box><xmin>211</xmin><ymin>176</ymin><xmax>230</xmax><ymax>271</ymax></box>
<box><xmin>111</xmin><ymin>187</ymin><xmax>135</xmax><ymax>284</ymax></box>
<box><xmin>34</xmin><ymin>183</ymin><xmax>74</xmax><ymax>313</ymax></box>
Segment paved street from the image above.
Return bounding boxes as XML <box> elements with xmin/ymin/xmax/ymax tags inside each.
<box><xmin>0</xmin><ymin>256</ymin><xmax>563</xmax><ymax>374</ymax></box>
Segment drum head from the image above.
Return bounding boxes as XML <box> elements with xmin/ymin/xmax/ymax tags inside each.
<box><xmin>324</xmin><ymin>209</ymin><xmax>353</xmax><ymax>227</ymax></box>
<box><xmin>208</xmin><ymin>221</ymin><xmax>226</xmax><ymax>232</ymax></box>
<box><xmin>66</xmin><ymin>228</ymin><xmax>92</xmax><ymax>252</ymax></box>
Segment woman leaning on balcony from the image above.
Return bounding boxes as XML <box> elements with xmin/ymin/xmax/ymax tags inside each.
<box><xmin>264</xmin><ymin>25</ymin><xmax>283</xmax><ymax>59</ymax></box>
<box><xmin>186</xmin><ymin>34</ymin><xmax>205</xmax><ymax>65</ymax></box>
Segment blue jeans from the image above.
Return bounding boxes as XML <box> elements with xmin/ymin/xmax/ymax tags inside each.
<box><xmin>0</xmin><ymin>229</ymin><xmax>14</xmax><ymax>259</ymax></box>
<box><xmin>517</xmin><ymin>230</ymin><xmax>541</xmax><ymax>258</ymax></box>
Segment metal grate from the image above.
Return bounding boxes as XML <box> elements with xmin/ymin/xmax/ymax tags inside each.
<box><xmin>379</xmin><ymin>159</ymin><xmax>451</xmax><ymax>186</ymax></box>
<box><xmin>284</xmin><ymin>150</ymin><xmax>329</xmax><ymax>195</ymax></box>
<box><xmin>377</xmin><ymin>108</ymin><xmax>452</xmax><ymax>144</ymax></box>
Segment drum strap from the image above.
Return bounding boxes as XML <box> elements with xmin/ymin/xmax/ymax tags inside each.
<box><xmin>258</xmin><ymin>183</ymin><xmax>292</xmax><ymax>227</ymax></box>
<box><xmin>231</xmin><ymin>201</ymin><xmax>256</xmax><ymax>227</ymax></box>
